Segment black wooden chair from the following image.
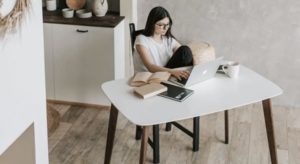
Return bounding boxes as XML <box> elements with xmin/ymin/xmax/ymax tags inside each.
<box><xmin>129</xmin><ymin>23</ymin><xmax>144</xmax><ymax>54</ymax></box>
<box><xmin>130</xmin><ymin>23</ymin><xmax>162</xmax><ymax>162</ymax></box>
<box><xmin>129</xmin><ymin>23</ymin><xmax>229</xmax><ymax>163</ymax></box>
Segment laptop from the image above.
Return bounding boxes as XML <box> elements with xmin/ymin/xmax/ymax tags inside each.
<box><xmin>169</xmin><ymin>57</ymin><xmax>223</xmax><ymax>87</ymax></box>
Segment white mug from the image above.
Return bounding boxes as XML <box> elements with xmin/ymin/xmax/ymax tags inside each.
<box><xmin>222</xmin><ymin>61</ymin><xmax>240</xmax><ymax>78</ymax></box>
<box><xmin>46</xmin><ymin>0</ymin><xmax>56</xmax><ymax>11</ymax></box>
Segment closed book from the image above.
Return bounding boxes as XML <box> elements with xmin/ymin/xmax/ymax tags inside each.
<box><xmin>134</xmin><ymin>83</ymin><xmax>168</xmax><ymax>99</ymax></box>
<box><xmin>159</xmin><ymin>82</ymin><xmax>194</xmax><ymax>102</ymax></box>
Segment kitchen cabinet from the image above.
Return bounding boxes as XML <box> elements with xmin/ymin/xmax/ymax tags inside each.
<box><xmin>43</xmin><ymin>21</ymin><xmax>125</xmax><ymax>105</ymax></box>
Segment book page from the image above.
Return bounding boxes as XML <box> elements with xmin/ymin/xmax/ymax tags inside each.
<box><xmin>130</xmin><ymin>72</ymin><xmax>153</xmax><ymax>86</ymax></box>
<box><xmin>148</xmin><ymin>72</ymin><xmax>171</xmax><ymax>83</ymax></box>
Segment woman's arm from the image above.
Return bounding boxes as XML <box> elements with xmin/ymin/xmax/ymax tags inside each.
<box><xmin>136</xmin><ymin>44</ymin><xmax>189</xmax><ymax>80</ymax></box>
<box><xmin>172</xmin><ymin>38</ymin><xmax>181</xmax><ymax>52</ymax></box>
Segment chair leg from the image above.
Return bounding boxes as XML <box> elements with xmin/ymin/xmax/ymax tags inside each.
<box><xmin>225</xmin><ymin>110</ymin><xmax>229</xmax><ymax>144</ymax></box>
<box><xmin>136</xmin><ymin>125</ymin><xmax>142</xmax><ymax>140</ymax></box>
<box><xmin>153</xmin><ymin>125</ymin><xmax>160</xmax><ymax>163</ymax></box>
<box><xmin>193</xmin><ymin>117</ymin><xmax>200</xmax><ymax>152</ymax></box>
<box><xmin>140</xmin><ymin>126</ymin><xmax>150</xmax><ymax>164</ymax></box>
<box><xmin>137</xmin><ymin>125</ymin><xmax>160</xmax><ymax>163</ymax></box>
<box><xmin>165</xmin><ymin>122</ymin><xmax>172</xmax><ymax>131</ymax></box>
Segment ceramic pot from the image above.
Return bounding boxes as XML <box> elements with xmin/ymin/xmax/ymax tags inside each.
<box><xmin>92</xmin><ymin>0</ymin><xmax>108</xmax><ymax>17</ymax></box>
<box><xmin>0</xmin><ymin>0</ymin><xmax>17</xmax><ymax>17</ymax></box>
<box><xmin>46</xmin><ymin>0</ymin><xmax>57</xmax><ymax>11</ymax></box>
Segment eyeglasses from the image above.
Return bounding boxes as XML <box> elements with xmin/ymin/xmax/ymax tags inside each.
<box><xmin>155</xmin><ymin>23</ymin><xmax>170</xmax><ymax>29</ymax></box>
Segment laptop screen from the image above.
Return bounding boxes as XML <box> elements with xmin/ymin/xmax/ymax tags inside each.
<box><xmin>169</xmin><ymin>57</ymin><xmax>223</xmax><ymax>87</ymax></box>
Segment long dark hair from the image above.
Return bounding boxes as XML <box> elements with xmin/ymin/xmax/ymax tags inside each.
<box><xmin>143</xmin><ymin>6</ymin><xmax>174</xmax><ymax>38</ymax></box>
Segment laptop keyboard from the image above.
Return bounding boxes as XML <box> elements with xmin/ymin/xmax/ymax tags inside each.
<box><xmin>177</xmin><ymin>77</ymin><xmax>188</xmax><ymax>85</ymax></box>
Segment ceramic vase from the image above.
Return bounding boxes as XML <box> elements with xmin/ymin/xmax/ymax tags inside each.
<box><xmin>92</xmin><ymin>0</ymin><xmax>108</xmax><ymax>17</ymax></box>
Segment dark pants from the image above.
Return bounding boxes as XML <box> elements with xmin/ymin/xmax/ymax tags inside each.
<box><xmin>165</xmin><ymin>45</ymin><xmax>193</xmax><ymax>68</ymax></box>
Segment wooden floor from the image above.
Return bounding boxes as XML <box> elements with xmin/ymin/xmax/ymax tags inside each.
<box><xmin>48</xmin><ymin>102</ymin><xmax>300</xmax><ymax>164</ymax></box>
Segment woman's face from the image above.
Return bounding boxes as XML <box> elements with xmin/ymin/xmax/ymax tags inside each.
<box><xmin>154</xmin><ymin>17</ymin><xmax>170</xmax><ymax>36</ymax></box>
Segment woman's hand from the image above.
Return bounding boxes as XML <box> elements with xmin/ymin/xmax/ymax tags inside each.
<box><xmin>170</xmin><ymin>70</ymin><xmax>190</xmax><ymax>80</ymax></box>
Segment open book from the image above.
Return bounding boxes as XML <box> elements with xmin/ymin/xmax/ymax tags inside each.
<box><xmin>130</xmin><ymin>72</ymin><xmax>171</xmax><ymax>87</ymax></box>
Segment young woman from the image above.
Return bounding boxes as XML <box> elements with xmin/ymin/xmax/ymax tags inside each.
<box><xmin>133</xmin><ymin>6</ymin><xmax>193</xmax><ymax>80</ymax></box>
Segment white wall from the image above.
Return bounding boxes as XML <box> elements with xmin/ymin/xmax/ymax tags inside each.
<box><xmin>0</xmin><ymin>124</ymin><xmax>36</xmax><ymax>164</ymax></box>
<box><xmin>136</xmin><ymin>0</ymin><xmax>300</xmax><ymax>107</ymax></box>
<box><xmin>0</xmin><ymin>0</ymin><xmax>49</xmax><ymax>163</ymax></box>
<box><xmin>120</xmin><ymin>0</ymin><xmax>137</xmax><ymax>76</ymax></box>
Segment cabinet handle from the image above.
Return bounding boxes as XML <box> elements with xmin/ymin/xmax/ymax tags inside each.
<box><xmin>76</xmin><ymin>29</ymin><xmax>89</xmax><ymax>33</ymax></box>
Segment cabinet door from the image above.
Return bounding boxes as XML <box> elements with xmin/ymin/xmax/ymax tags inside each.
<box><xmin>52</xmin><ymin>24</ymin><xmax>114</xmax><ymax>105</ymax></box>
<box><xmin>43</xmin><ymin>24</ymin><xmax>55</xmax><ymax>99</ymax></box>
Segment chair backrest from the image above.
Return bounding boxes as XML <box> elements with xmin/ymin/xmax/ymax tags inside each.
<box><xmin>129</xmin><ymin>23</ymin><xmax>144</xmax><ymax>53</ymax></box>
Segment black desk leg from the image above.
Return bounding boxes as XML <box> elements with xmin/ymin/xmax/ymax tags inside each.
<box><xmin>104</xmin><ymin>104</ymin><xmax>119</xmax><ymax>164</ymax></box>
<box><xmin>225</xmin><ymin>110</ymin><xmax>229</xmax><ymax>144</ymax></box>
<box><xmin>140</xmin><ymin>126</ymin><xmax>150</xmax><ymax>164</ymax></box>
<box><xmin>262</xmin><ymin>99</ymin><xmax>278</xmax><ymax>164</ymax></box>
<box><xmin>153</xmin><ymin>125</ymin><xmax>160</xmax><ymax>163</ymax></box>
<box><xmin>165</xmin><ymin>122</ymin><xmax>172</xmax><ymax>131</ymax></box>
<box><xmin>136</xmin><ymin>125</ymin><xmax>142</xmax><ymax>140</ymax></box>
<box><xmin>193</xmin><ymin>117</ymin><xmax>200</xmax><ymax>151</ymax></box>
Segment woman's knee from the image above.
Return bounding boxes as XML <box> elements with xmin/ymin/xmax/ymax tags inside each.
<box><xmin>177</xmin><ymin>45</ymin><xmax>191</xmax><ymax>53</ymax></box>
<box><xmin>167</xmin><ymin>45</ymin><xmax>193</xmax><ymax>68</ymax></box>
<box><xmin>178</xmin><ymin>46</ymin><xmax>193</xmax><ymax>64</ymax></box>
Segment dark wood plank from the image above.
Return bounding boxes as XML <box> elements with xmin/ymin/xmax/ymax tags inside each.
<box><xmin>262</xmin><ymin>99</ymin><xmax>278</xmax><ymax>164</ymax></box>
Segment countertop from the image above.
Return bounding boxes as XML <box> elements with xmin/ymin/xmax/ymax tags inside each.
<box><xmin>43</xmin><ymin>8</ymin><xmax>124</xmax><ymax>28</ymax></box>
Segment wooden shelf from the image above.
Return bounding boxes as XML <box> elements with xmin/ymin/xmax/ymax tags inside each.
<box><xmin>43</xmin><ymin>8</ymin><xmax>124</xmax><ymax>28</ymax></box>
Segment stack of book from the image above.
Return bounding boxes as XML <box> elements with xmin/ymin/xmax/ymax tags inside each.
<box><xmin>134</xmin><ymin>83</ymin><xmax>168</xmax><ymax>99</ymax></box>
<box><xmin>131</xmin><ymin>72</ymin><xmax>170</xmax><ymax>99</ymax></box>
<box><xmin>131</xmin><ymin>72</ymin><xmax>194</xmax><ymax>101</ymax></box>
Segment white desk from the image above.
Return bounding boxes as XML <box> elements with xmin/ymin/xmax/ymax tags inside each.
<box><xmin>102</xmin><ymin>66</ymin><xmax>282</xmax><ymax>164</ymax></box>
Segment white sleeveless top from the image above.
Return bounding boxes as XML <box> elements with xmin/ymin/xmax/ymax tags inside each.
<box><xmin>133</xmin><ymin>34</ymin><xmax>178</xmax><ymax>72</ymax></box>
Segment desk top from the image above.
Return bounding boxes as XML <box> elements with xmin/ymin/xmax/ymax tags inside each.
<box><xmin>102</xmin><ymin>66</ymin><xmax>282</xmax><ymax>126</ymax></box>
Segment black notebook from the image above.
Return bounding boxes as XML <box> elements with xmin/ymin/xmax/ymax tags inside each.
<box><xmin>159</xmin><ymin>82</ymin><xmax>194</xmax><ymax>102</ymax></box>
